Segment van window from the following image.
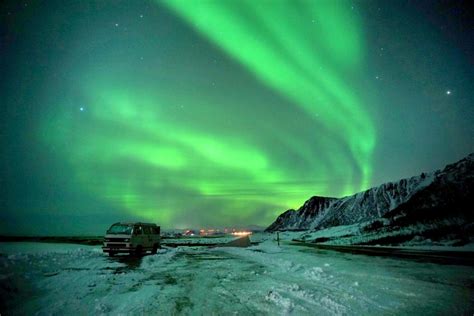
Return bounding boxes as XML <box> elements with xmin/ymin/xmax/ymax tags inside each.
<box><xmin>143</xmin><ymin>226</ymin><xmax>152</xmax><ymax>235</ymax></box>
<box><xmin>134</xmin><ymin>226</ymin><xmax>143</xmax><ymax>235</ymax></box>
<box><xmin>152</xmin><ymin>226</ymin><xmax>160</xmax><ymax>235</ymax></box>
<box><xmin>107</xmin><ymin>224</ymin><xmax>133</xmax><ymax>235</ymax></box>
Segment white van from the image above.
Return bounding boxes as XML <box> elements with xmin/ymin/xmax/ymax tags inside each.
<box><xmin>102</xmin><ymin>222</ymin><xmax>161</xmax><ymax>256</ymax></box>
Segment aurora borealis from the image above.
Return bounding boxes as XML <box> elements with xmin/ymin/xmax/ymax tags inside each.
<box><xmin>1</xmin><ymin>0</ymin><xmax>473</xmax><ymax>235</ymax></box>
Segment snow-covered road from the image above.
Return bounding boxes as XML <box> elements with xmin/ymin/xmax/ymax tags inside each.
<box><xmin>1</xmin><ymin>240</ymin><xmax>473</xmax><ymax>315</ymax></box>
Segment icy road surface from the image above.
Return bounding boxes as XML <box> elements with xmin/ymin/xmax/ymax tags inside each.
<box><xmin>1</xmin><ymin>240</ymin><xmax>473</xmax><ymax>315</ymax></box>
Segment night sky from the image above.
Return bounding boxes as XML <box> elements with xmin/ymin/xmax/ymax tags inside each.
<box><xmin>1</xmin><ymin>0</ymin><xmax>473</xmax><ymax>235</ymax></box>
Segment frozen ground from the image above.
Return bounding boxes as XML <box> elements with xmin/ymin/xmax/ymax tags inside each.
<box><xmin>291</xmin><ymin>223</ymin><xmax>474</xmax><ymax>249</ymax></box>
<box><xmin>1</xmin><ymin>235</ymin><xmax>473</xmax><ymax>315</ymax></box>
<box><xmin>162</xmin><ymin>236</ymin><xmax>237</xmax><ymax>245</ymax></box>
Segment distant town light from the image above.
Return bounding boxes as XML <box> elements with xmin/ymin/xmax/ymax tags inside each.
<box><xmin>231</xmin><ymin>231</ymin><xmax>252</xmax><ymax>236</ymax></box>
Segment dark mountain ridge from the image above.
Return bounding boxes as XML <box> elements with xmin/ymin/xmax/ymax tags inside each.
<box><xmin>266</xmin><ymin>153</ymin><xmax>474</xmax><ymax>246</ymax></box>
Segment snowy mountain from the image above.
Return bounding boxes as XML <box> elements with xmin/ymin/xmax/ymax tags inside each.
<box><xmin>266</xmin><ymin>153</ymin><xmax>474</xmax><ymax>245</ymax></box>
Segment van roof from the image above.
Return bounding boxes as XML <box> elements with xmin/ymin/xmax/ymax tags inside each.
<box><xmin>114</xmin><ymin>222</ymin><xmax>159</xmax><ymax>226</ymax></box>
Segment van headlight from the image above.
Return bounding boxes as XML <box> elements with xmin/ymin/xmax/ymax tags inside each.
<box><xmin>124</xmin><ymin>238</ymin><xmax>130</xmax><ymax>242</ymax></box>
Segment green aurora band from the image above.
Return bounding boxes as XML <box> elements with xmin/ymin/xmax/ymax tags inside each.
<box><xmin>42</xmin><ymin>0</ymin><xmax>376</xmax><ymax>228</ymax></box>
<box><xmin>162</xmin><ymin>0</ymin><xmax>376</xmax><ymax>186</ymax></box>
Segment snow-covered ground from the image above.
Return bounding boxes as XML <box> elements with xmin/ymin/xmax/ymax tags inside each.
<box><xmin>1</xmin><ymin>235</ymin><xmax>473</xmax><ymax>315</ymax></box>
<box><xmin>162</xmin><ymin>235</ymin><xmax>237</xmax><ymax>245</ymax></box>
<box><xmin>291</xmin><ymin>223</ymin><xmax>474</xmax><ymax>249</ymax></box>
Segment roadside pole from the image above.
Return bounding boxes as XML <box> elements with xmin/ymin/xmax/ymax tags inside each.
<box><xmin>277</xmin><ymin>232</ymin><xmax>280</xmax><ymax>246</ymax></box>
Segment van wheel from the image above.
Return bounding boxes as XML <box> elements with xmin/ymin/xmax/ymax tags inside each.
<box><xmin>152</xmin><ymin>244</ymin><xmax>158</xmax><ymax>254</ymax></box>
<box><xmin>135</xmin><ymin>245</ymin><xmax>143</xmax><ymax>257</ymax></box>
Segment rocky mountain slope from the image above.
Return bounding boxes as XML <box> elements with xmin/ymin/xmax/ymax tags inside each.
<box><xmin>266</xmin><ymin>153</ymin><xmax>474</xmax><ymax>245</ymax></box>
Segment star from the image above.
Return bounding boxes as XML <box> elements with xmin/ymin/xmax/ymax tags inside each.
<box><xmin>80</xmin><ymin>107</ymin><xmax>84</xmax><ymax>111</ymax></box>
<box><xmin>446</xmin><ymin>90</ymin><xmax>451</xmax><ymax>95</ymax></box>
<box><xmin>115</xmin><ymin>23</ymin><xmax>119</xmax><ymax>27</ymax></box>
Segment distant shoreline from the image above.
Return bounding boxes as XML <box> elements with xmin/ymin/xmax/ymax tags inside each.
<box><xmin>0</xmin><ymin>236</ymin><xmax>103</xmax><ymax>246</ymax></box>
<box><xmin>0</xmin><ymin>235</ymin><xmax>246</xmax><ymax>247</ymax></box>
